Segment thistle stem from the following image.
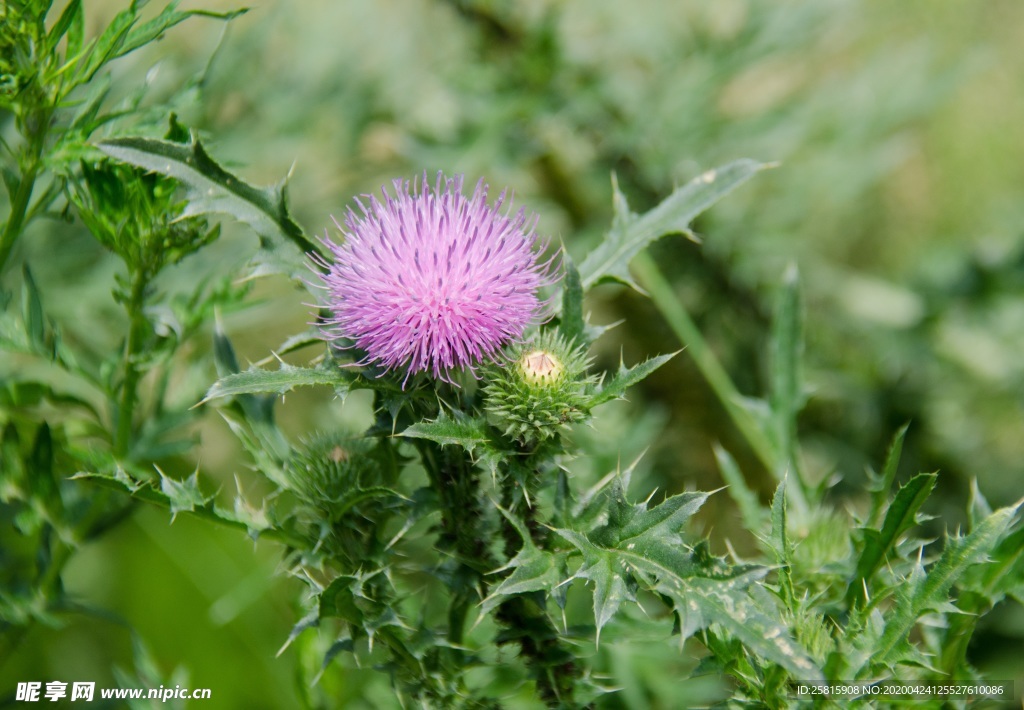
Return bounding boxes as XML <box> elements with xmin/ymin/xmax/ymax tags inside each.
<box><xmin>0</xmin><ymin>106</ymin><xmax>53</xmax><ymax>279</ymax></box>
<box><xmin>114</xmin><ymin>267</ymin><xmax>149</xmax><ymax>459</ymax></box>
<box><xmin>632</xmin><ymin>252</ymin><xmax>809</xmax><ymax>515</ymax></box>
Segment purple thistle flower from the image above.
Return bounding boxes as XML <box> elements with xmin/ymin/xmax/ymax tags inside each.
<box><xmin>314</xmin><ymin>172</ymin><xmax>556</xmax><ymax>385</ymax></box>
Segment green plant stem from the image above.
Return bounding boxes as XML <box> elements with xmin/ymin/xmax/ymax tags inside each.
<box><xmin>0</xmin><ymin>165</ymin><xmax>38</xmax><ymax>277</ymax></box>
<box><xmin>0</xmin><ymin>111</ymin><xmax>49</xmax><ymax>278</ymax></box>
<box><xmin>496</xmin><ymin>462</ymin><xmax>578</xmax><ymax>707</ymax></box>
<box><xmin>114</xmin><ymin>267</ymin><xmax>149</xmax><ymax>458</ymax></box>
<box><xmin>632</xmin><ymin>252</ymin><xmax>809</xmax><ymax>515</ymax></box>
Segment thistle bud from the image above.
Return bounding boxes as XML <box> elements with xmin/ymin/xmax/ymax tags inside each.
<box><xmin>484</xmin><ymin>331</ymin><xmax>596</xmax><ymax>447</ymax></box>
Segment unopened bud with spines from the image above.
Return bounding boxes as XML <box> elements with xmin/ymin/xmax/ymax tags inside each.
<box><xmin>484</xmin><ymin>330</ymin><xmax>596</xmax><ymax>447</ymax></box>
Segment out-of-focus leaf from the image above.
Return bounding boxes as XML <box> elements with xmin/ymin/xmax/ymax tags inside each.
<box><xmin>578</xmin><ymin>160</ymin><xmax>769</xmax><ymax>291</ymax></box>
<box><xmin>870</xmin><ymin>502</ymin><xmax>1021</xmax><ymax>667</ymax></box>
<box><xmin>867</xmin><ymin>424</ymin><xmax>910</xmax><ymax>528</ymax></box>
<box><xmin>558</xmin><ymin>253</ymin><xmax>585</xmax><ymax>345</ymax></box>
<box><xmin>73</xmin><ymin>468</ymin><xmax>304</xmax><ymax>547</ymax></box>
<box><xmin>98</xmin><ymin>133</ymin><xmax>320</xmax><ymax>284</ymax></box>
<box><xmin>713</xmin><ymin>444</ymin><xmax>765</xmax><ymax>531</ymax></box>
<box><xmin>848</xmin><ymin>472</ymin><xmax>937</xmax><ymax>606</ymax></box>
<box><xmin>768</xmin><ymin>264</ymin><xmax>803</xmax><ymax>474</ymax></box>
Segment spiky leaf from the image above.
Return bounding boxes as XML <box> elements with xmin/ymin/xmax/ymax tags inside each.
<box><xmin>848</xmin><ymin>472</ymin><xmax>937</xmax><ymax>606</ymax></box>
<box><xmin>588</xmin><ymin>352</ymin><xmax>677</xmax><ymax>407</ymax></box>
<box><xmin>870</xmin><ymin>502</ymin><xmax>1021</xmax><ymax>667</ymax></box>
<box><xmin>578</xmin><ymin>160</ymin><xmax>769</xmax><ymax>291</ymax></box>
<box><xmin>98</xmin><ymin>133</ymin><xmax>319</xmax><ymax>284</ymax></box>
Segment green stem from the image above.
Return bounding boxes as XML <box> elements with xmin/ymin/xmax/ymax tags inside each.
<box><xmin>496</xmin><ymin>461</ymin><xmax>578</xmax><ymax>707</ymax></box>
<box><xmin>632</xmin><ymin>252</ymin><xmax>809</xmax><ymax>515</ymax></box>
<box><xmin>0</xmin><ymin>165</ymin><xmax>39</xmax><ymax>280</ymax></box>
<box><xmin>0</xmin><ymin>108</ymin><xmax>52</xmax><ymax>279</ymax></box>
<box><xmin>114</xmin><ymin>267</ymin><xmax>149</xmax><ymax>458</ymax></box>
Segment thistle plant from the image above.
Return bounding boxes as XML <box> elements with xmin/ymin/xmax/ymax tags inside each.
<box><xmin>3</xmin><ymin>3</ymin><xmax>1023</xmax><ymax>708</ymax></box>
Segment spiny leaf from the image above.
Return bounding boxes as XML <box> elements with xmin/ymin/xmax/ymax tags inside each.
<box><xmin>480</xmin><ymin>506</ymin><xmax>561</xmax><ymax>616</ymax></box>
<box><xmin>277</xmin><ymin>608</ymin><xmax>319</xmax><ymax>657</ymax></box>
<box><xmin>588</xmin><ymin>352</ymin><xmax>677</xmax><ymax>407</ymax></box>
<box><xmin>848</xmin><ymin>472</ymin><xmax>937</xmax><ymax>607</ymax></box>
<box><xmin>158</xmin><ymin>469</ymin><xmax>211</xmax><ymax>520</ymax></box>
<box><xmin>578</xmin><ymin>160</ymin><xmax>770</xmax><ymax>291</ymax></box>
<box><xmin>201</xmin><ymin>362</ymin><xmax>355</xmax><ymax>404</ymax></box>
<box><xmin>73</xmin><ymin>469</ymin><xmax>304</xmax><ymax>547</ymax></box>
<box><xmin>871</xmin><ymin>502</ymin><xmax>1021</xmax><ymax>667</ymax></box>
<box><xmin>867</xmin><ymin>424</ymin><xmax>910</xmax><ymax>528</ymax></box>
<box><xmin>98</xmin><ymin>133</ymin><xmax>320</xmax><ymax>284</ymax></box>
<box><xmin>401</xmin><ymin>412</ymin><xmax>491</xmax><ymax>453</ymax></box>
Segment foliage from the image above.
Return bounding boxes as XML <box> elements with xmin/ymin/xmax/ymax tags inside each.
<box><xmin>3</xmin><ymin>1</ymin><xmax>1023</xmax><ymax>709</ymax></box>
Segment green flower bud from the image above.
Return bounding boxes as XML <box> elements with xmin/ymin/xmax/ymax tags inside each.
<box><xmin>287</xmin><ymin>433</ymin><xmax>379</xmax><ymax>519</ymax></box>
<box><xmin>484</xmin><ymin>331</ymin><xmax>596</xmax><ymax>447</ymax></box>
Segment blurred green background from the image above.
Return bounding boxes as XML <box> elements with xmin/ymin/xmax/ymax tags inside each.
<box><xmin>4</xmin><ymin>0</ymin><xmax>1023</xmax><ymax>706</ymax></box>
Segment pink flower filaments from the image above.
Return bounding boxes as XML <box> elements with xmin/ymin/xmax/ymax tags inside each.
<box><xmin>315</xmin><ymin>172</ymin><xmax>555</xmax><ymax>385</ymax></box>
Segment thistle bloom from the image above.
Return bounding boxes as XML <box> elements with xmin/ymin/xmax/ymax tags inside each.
<box><xmin>315</xmin><ymin>172</ymin><xmax>555</xmax><ymax>384</ymax></box>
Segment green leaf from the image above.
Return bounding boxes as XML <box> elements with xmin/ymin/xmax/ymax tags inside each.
<box><xmin>551</xmin><ymin>472</ymin><xmax>820</xmax><ymax>676</ymax></box>
<box><xmin>157</xmin><ymin>469</ymin><xmax>211</xmax><ymax>520</ymax></box>
<box><xmin>770</xmin><ymin>479</ymin><xmax>790</xmax><ymax>563</ymax></box>
<box><xmin>401</xmin><ymin>412</ymin><xmax>491</xmax><ymax>453</ymax></box>
<box><xmin>120</xmin><ymin>4</ymin><xmax>248</xmax><ymax>58</ymax></box>
<box><xmin>867</xmin><ymin>424</ymin><xmax>910</xmax><ymax>528</ymax></box>
<box><xmin>871</xmin><ymin>502</ymin><xmax>1021</xmax><ymax>667</ymax></box>
<box><xmin>202</xmin><ymin>362</ymin><xmax>355</xmax><ymax>404</ymax></box>
<box><xmin>277</xmin><ymin>609</ymin><xmax>319</xmax><ymax>657</ymax></box>
<box><xmin>713</xmin><ymin>444</ymin><xmax>765</xmax><ymax>532</ymax></box>
<box><xmin>21</xmin><ymin>265</ymin><xmax>46</xmax><ymax>355</ymax></box>
<box><xmin>78</xmin><ymin>7</ymin><xmax>135</xmax><ymax>82</ymax></box>
<box><xmin>848</xmin><ymin>472</ymin><xmax>937</xmax><ymax>607</ymax></box>
<box><xmin>768</xmin><ymin>264</ymin><xmax>803</xmax><ymax>475</ymax></box>
<box><xmin>77</xmin><ymin>2</ymin><xmax>244</xmax><ymax>83</ymax></box>
<box><xmin>558</xmin><ymin>253</ymin><xmax>585</xmax><ymax>345</ymax></box>
<box><xmin>45</xmin><ymin>0</ymin><xmax>82</xmax><ymax>55</ymax></box>
<box><xmin>578</xmin><ymin>160</ymin><xmax>770</xmax><ymax>291</ymax></box>
<box><xmin>588</xmin><ymin>352</ymin><xmax>677</xmax><ymax>407</ymax></box>
<box><xmin>480</xmin><ymin>506</ymin><xmax>561</xmax><ymax>616</ymax></box>
<box><xmin>97</xmin><ymin>134</ymin><xmax>321</xmax><ymax>284</ymax></box>
<box><xmin>73</xmin><ymin>469</ymin><xmax>304</xmax><ymax>547</ymax></box>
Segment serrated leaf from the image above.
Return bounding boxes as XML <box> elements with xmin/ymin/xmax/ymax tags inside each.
<box><xmin>98</xmin><ymin>134</ymin><xmax>320</xmax><ymax>284</ymax></box>
<box><xmin>871</xmin><ymin>502</ymin><xmax>1021</xmax><ymax>667</ymax></box>
<box><xmin>401</xmin><ymin>412</ymin><xmax>490</xmax><ymax>452</ymax></box>
<box><xmin>480</xmin><ymin>506</ymin><xmax>561</xmax><ymax>616</ymax></box>
<box><xmin>73</xmin><ymin>469</ymin><xmax>304</xmax><ymax>547</ymax></box>
<box><xmin>578</xmin><ymin>160</ymin><xmax>769</xmax><ymax>291</ymax></box>
<box><xmin>588</xmin><ymin>352</ymin><xmax>677</xmax><ymax>407</ymax></box>
<box><xmin>848</xmin><ymin>472</ymin><xmax>937</xmax><ymax>606</ymax></box>
<box><xmin>867</xmin><ymin>424</ymin><xmax>909</xmax><ymax>528</ymax></box>
<box><xmin>202</xmin><ymin>362</ymin><xmax>354</xmax><ymax>404</ymax></box>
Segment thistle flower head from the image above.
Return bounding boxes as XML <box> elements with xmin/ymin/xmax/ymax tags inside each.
<box><xmin>315</xmin><ymin>172</ymin><xmax>556</xmax><ymax>384</ymax></box>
